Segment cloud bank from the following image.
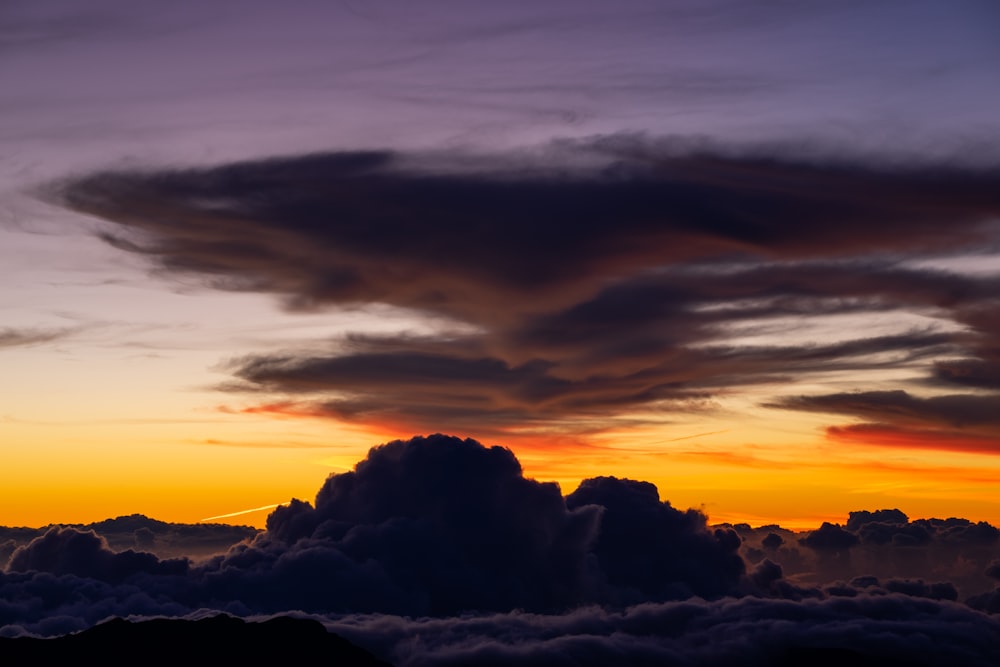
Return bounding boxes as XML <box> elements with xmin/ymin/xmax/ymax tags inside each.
<box><xmin>1</xmin><ymin>434</ymin><xmax>1000</xmax><ymax>665</ymax></box>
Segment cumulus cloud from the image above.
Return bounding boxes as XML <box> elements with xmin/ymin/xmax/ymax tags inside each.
<box><xmin>736</xmin><ymin>506</ymin><xmax>1000</xmax><ymax>600</ymax></box>
<box><xmin>799</xmin><ymin>522</ymin><xmax>859</xmax><ymax>552</ymax></box>
<box><xmin>565</xmin><ymin>476</ymin><xmax>743</xmax><ymax>602</ymax></box>
<box><xmin>7</xmin><ymin>527</ymin><xmax>188</xmax><ymax>582</ymax></box>
<box><xmin>0</xmin><ymin>515</ymin><xmax>258</xmax><ymax>563</ymax></box>
<box><xmin>200</xmin><ymin>434</ymin><xmax>741</xmax><ymax>615</ymax></box>
<box><xmin>52</xmin><ymin>140</ymin><xmax>1000</xmax><ymax>437</ymax></box>
<box><xmin>2</xmin><ymin>434</ymin><xmax>1000</xmax><ymax>665</ymax></box>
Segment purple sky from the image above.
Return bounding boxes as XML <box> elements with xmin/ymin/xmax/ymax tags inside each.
<box><xmin>2</xmin><ymin>0</ymin><xmax>1000</xmax><ymax>529</ymax></box>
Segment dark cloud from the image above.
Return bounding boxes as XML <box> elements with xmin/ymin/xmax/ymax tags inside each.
<box><xmin>52</xmin><ymin>141</ymin><xmax>1000</xmax><ymax>434</ymax></box>
<box><xmin>0</xmin><ymin>327</ymin><xmax>74</xmax><ymax>348</ymax></box>
<box><xmin>935</xmin><ymin>359</ymin><xmax>1000</xmax><ymax>389</ymax></box>
<box><xmin>250</xmin><ymin>433</ymin><xmax>603</xmax><ymax>615</ymax></box>
<box><xmin>967</xmin><ymin>589</ymin><xmax>1000</xmax><ymax>614</ymax></box>
<box><xmin>223</xmin><ymin>328</ymin><xmax>958</xmax><ymax>434</ymax></box>
<box><xmin>57</xmin><ymin>145</ymin><xmax>1000</xmax><ymax>321</ymax></box>
<box><xmin>847</xmin><ymin>509</ymin><xmax>910</xmax><ymax>531</ymax></box>
<box><xmin>761</xmin><ymin>532</ymin><xmax>784</xmax><ymax>550</ymax></box>
<box><xmin>774</xmin><ymin>391</ymin><xmax>1000</xmax><ymax>429</ymax></box>
<box><xmin>0</xmin><ymin>515</ymin><xmax>258</xmax><ymax>562</ymax></box>
<box><xmin>771</xmin><ymin>390</ymin><xmax>1000</xmax><ymax>454</ymax></box>
<box><xmin>324</xmin><ymin>595</ymin><xmax>1000</xmax><ymax>667</ymax></box>
<box><xmin>80</xmin><ymin>514</ymin><xmax>258</xmax><ymax>560</ymax></box>
<box><xmin>933</xmin><ymin>303</ymin><xmax>1000</xmax><ymax>390</ymax></box>
<box><xmin>883</xmin><ymin>579</ymin><xmax>958</xmax><ymax>601</ymax></box>
<box><xmin>200</xmin><ymin>434</ymin><xmax>742</xmax><ymax>615</ymax></box>
<box><xmin>799</xmin><ymin>522</ymin><xmax>859</xmax><ymax>552</ymax></box>
<box><xmin>737</xmin><ymin>507</ymin><xmax>1000</xmax><ymax>601</ymax></box>
<box><xmin>565</xmin><ymin>476</ymin><xmax>743</xmax><ymax>602</ymax></box>
<box><xmin>7</xmin><ymin>527</ymin><xmax>188</xmax><ymax>582</ymax></box>
<box><xmin>2</xmin><ymin>434</ymin><xmax>1000</xmax><ymax>665</ymax></box>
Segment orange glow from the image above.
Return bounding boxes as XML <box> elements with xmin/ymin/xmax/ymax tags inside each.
<box><xmin>6</xmin><ymin>395</ymin><xmax>1000</xmax><ymax>531</ymax></box>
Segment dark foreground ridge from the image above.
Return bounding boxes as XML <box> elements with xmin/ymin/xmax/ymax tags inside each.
<box><xmin>0</xmin><ymin>614</ymin><xmax>392</xmax><ymax>666</ymax></box>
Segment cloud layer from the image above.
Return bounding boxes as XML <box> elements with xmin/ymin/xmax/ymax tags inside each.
<box><xmin>55</xmin><ymin>140</ymin><xmax>1000</xmax><ymax>446</ymax></box>
<box><xmin>2</xmin><ymin>434</ymin><xmax>1000</xmax><ymax>664</ymax></box>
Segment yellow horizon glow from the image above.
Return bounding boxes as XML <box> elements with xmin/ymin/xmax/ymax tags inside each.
<box><xmin>4</xmin><ymin>396</ymin><xmax>1000</xmax><ymax>531</ymax></box>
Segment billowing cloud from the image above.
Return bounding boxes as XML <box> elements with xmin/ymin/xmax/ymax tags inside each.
<box><xmin>0</xmin><ymin>515</ymin><xmax>258</xmax><ymax>565</ymax></box>
<box><xmin>57</xmin><ymin>144</ymin><xmax>1000</xmax><ymax>315</ymax></box>
<box><xmin>200</xmin><ymin>434</ymin><xmax>741</xmax><ymax>615</ymax></box>
<box><xmin>737</xmin><ymin>506</ymin><xmax>1000</xmax><ymax>600</ymax></box>
<box><xmin>7</xmin><ymin>527</ymin><xmax>188</xmax><ymax>582</ymax></box>
<box><xmin>1</xmin><ymin>434</ymin><xmax>1000</xmax><ymax>665</ymax></box>
<box><xmin>799</xmin><ymin>522</ymin><xmax>859</xmax><ymax>552</ymax></box>
<box><xmin>565</xmin><ymin>476</ymin><xmax>743</xmax><ymax>602</ymax></box>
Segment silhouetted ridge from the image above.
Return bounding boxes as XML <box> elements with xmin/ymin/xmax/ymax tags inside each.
<box><xmin>0</xmin><ymin>615</ymin><xmax>392</xmax><ymax>666</ymax></box>
<box><xmin>772</xmin><ymin>646</ymin><xmax>932</xmax><ymax>667</ymax></box>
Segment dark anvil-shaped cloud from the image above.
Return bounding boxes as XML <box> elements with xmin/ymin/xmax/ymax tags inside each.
<box><xmin>57</xmin><ymin>141</ymin><xmax>1000</xmax><ymax>318</ymax></box>
<box><xmin>55</xmin><ymin>139</ymin><xmax>1000</xmax><ymax>436</ymax></box>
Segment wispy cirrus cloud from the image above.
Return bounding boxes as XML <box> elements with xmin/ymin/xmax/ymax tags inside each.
<box><xmin>0</xmin><ymin>326</ymin><xmax>75</xmax><ymax>348</ymax></box>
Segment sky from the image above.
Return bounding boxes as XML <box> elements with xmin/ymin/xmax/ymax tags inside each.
<box><xmin>3</xmin><ymin>0</ymin><xmax>1000</xmax><ymax>530</ymax></box>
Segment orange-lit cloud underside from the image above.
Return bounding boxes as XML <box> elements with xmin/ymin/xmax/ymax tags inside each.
<box><xmin>24</xmin><ymin>144</ymin><xmax>1000</xmax><ymax>532</ymax></box>
<box><xmin>827</xmin><ymin>423</ymin><xmax>1000</xmax><ymax>455</ymax></box>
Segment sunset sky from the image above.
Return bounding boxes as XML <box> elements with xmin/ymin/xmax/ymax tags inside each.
<box><xmin>3</xmin><ymin>0</ymin><xmax>1000</xmax><ymax>530</ymax></box>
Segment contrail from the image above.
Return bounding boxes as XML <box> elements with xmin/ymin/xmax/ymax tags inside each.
<box><xmin>200</xmin><ymin>502</ymin><xmax>287</xmax><ymax>522</ymax></box>
<box><xmin>642</xmin><ymin>430</ymin><xmax>730</xmax><ymax>445</ymax></box>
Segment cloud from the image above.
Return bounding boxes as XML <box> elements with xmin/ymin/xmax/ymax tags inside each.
<box><xmin>0</xmin><ymin>515</ymin><xmax>258</xmax><ymax>562</ymax></box>
<box><xmin>799</xmin><ymin>522</ymin><xmax>859</xmax><ymax>552</ymax></box>
<box><xmin>0</xmin><ymin>327</ymin><xmax>74</xmax><ymax>348</ymax></box>
<box><xmin>736</xmin><ymin>506</ymin><xmax>1000</xmax><ymax>600</ymax></box>
<box><xmin>772</xmin><ymin>390</ymin><xmax>1000</xmax><ymax>454</ymax></box>
<box><xmin>201</xmin><ymin>434</ymin><xmax>743</xmax><ymax>615</ymax></box>
<box><xmin>3</xmin><ymin>433</ymin><xmax>1000</xmax><ymax>662</ymax></box>
<box><xmin>775</xmin><ymin>391</ymin><xmax>1000</xmax><ymax>429</ymax></box>
<box><xmin>565</xmin><ymin>476</ymin><xmax>743</xmax><ymax>602</ymax></box>
<box><xmin>0</xmin><ymin>435</ymin><xmax>739</xmax><ymax>631</ymax></box>
<box><xmin>7</xmin><ymin>527</ymin><xmax>188</xmax><ymax>582</ymax></box>
<box><xmin>50</xmin><ymin>140</ymin><xmax>1000</xmax><ymax>436</ymax></box>
<box><xmin>323</xmin><ymin>595</ymin><xmax>1000</xmax><ymax>667</ymax></box>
